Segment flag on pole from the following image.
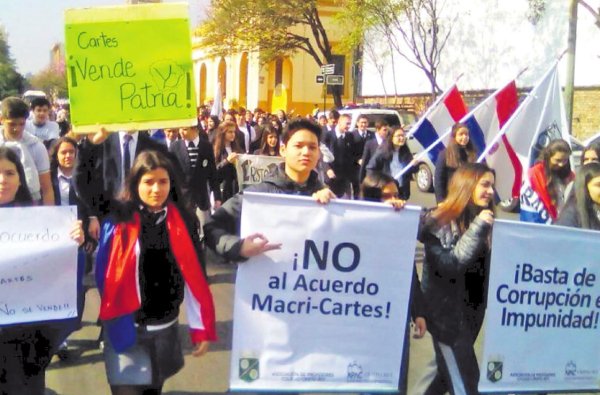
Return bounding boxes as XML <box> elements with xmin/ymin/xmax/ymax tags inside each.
<box><xmin>211</xmin><ymin>83</ymin><xmax>223</xmax><ymax>118</ymax></box>
<box><xmin>408</xmin><ymin>85</ymin><xmax>468</xmax><ymax>163</ymax></box>
<box><xmin>461</xmin><ymin>81</ymin><xmax>519</xmax><ymax>156</ymax></box>
<box><xmin>478</xmin><ymin>62</ymin><xmax>569</xmax><ymax>204</ymax></box>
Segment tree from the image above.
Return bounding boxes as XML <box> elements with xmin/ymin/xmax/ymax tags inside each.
<box><xmin>338</xmin><ymin>0</ymin><xmax>455</xmax><ymax>99</ymax></box>
<box><xmin>196</xmin><ymin>0</ymin><xmax>345</xmax><ymax>108</ymax></box>
<box><xmin>0</xmin><ymin>32</ymin><xmax>26</xmax><ymax>99</ymax></box>
<box><xmin>527</xmin><ymin>0</ymin><xmax>600</xmax><ymax>28</ymax></box>
<box><xmin>29</xmin><ymin>67</ymin><xmax>68</xmax><ymax>101</ymax></box>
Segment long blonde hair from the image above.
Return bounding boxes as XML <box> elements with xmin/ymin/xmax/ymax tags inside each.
<box><xmin>431</xmin><ymin>163</ymin><xmax>495</xmax><ymax>235</ymax></box>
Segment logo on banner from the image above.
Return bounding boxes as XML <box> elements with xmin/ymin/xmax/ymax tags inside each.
<box><xmin>565</xmin><ymin>361</ymin><xmax>576</xmax><ymax>377</ymax></box>
<box><xmin>487</xmin><ymin>355</ymin><xmax>504</xmax><ymax>383</ymax></box>
<box><xmin>530</xmin><ymin>121</ymin><xmax>561</xmax><ymax>165</ymax></box>
<box><xmin>347</xmin><ymin>361</ymin><xmax>363</xmax><ymax>382</ymax></box>
<box><xmin>239</xmin><ymin>353</ymin><xmax>260</xmax><ymax>382</ymax></box>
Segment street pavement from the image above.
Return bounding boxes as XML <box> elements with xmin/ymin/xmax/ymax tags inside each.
<box><xmin>43</xmin><ymin>184</ymin><xmax>590</xmax><ymax>395</ymax></box>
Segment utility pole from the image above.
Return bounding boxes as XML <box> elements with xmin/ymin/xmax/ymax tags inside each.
<box><xmin>564</xmin><ymin>0</ymin><xmax>578</xmax><ymax>134</ymax></box>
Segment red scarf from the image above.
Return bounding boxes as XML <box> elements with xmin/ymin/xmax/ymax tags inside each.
<box><xmin>99</xmin><ymin>203</ymin><xmax>216</xmax><ymax>342</ymax></box>
<box><xmin>529</xmin><ymin>162</ymin><xmax>574</xmax><ymax>221</ymax></box>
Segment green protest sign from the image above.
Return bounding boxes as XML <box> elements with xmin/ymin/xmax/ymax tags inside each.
<box><xmin>64</xmin><ymin>3</ymin><xmax>197</xmax><ymax>133</ymax></box>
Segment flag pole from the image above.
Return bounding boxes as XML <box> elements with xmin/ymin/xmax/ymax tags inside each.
<box><xmin>406</xmin><ymin>74</ymin><xmax>464</xmax><ymax>137</ymax></box>
<box><xmin>477</xmin><ymin>61</ymin><xmax>559</xmax><ymax>163</ymax></box>
<box><xmin>393</xmin><ymin>127</ymin><xmax>453</xmax><ymax>180</ymax></box>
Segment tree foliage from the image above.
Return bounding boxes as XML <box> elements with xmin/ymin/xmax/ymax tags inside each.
<box><xmin>29</xmin><ymin>67</ymin><xmax>68</xmax><ymax>100</ymax></box>
<box><xmin>338</xmin><ymin>0</ymin><xmax>454</xmax><ymax>98</ymax></box>
<box><xmin>196</xmin><ymin>0</ymin><xmax>344</xmax><ymax>107</ymax></box>
<box><xmin>526</xmin><ymin>0</ymin><xmax>600</xmax><ymax>28</ymax></box>
<box><xmin>0</xmin><ymin>32</ymin><xmax>26</xmax><ymax>99</ymax></box>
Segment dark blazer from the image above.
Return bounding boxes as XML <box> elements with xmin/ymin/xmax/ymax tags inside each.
<box><xmin>324</xmin><ymin>130</ymin><xmax>356</xmax><ymax>177</ymax></box>
<box><xmin>366</xmin><ymin>146</ymin><xmax>416</xmax><ymax>200</ymax></box>
<box><xmin>351</xmin><ymin>130</ymin><xmax>375</xmax><ymax>164</ymax></box>
<box><xmin>359</xmin><ymin>138</ymin><xmax>382</xmax><ymax>182</ymax></box>
<box><xmin>169</xmin><ymin>139</ymin><xmax>222</xmax><ymax>211</ymax></box>
<box><xmin>74</xmin><ymin>132</ymin><xmax>169</xmax><ymax>218</ymax></box>
<box><xmin>215</xmin><ymin>149</ymin><xmax>239</xmax><ymax>202</ymax></box>
<box><xmin>51</xmin><ymin>168</ymin><xmax>94</xmax><ymax>247</ymax></box>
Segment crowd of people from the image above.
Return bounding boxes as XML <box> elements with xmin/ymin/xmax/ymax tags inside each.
<box><xmin>0</xmin><ymin>95</ymin><xmax>596</xmax><ymax>395</ymax></box>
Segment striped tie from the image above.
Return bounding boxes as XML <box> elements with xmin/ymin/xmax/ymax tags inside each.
<box><xmin>187</xmin><ymin>140</ymin><xmax>199</xmax><ymax>168</ymax></box>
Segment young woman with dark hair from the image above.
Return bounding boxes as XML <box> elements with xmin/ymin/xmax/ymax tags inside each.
<box><xmin>276</xmin><ymin>109</ymin><xmax>288</xmax><ymax>127</ymax></box>
<box><xmin>525</xmin><ymin>139</ymin><xmax>573</xmax><ymax>223</ymax></box>
<box><xmin>418</xmin><ymin>162</ymin><xmax>495</xmax><ymax>395</ymax></box>
<box><xmin>581</xmin><ymin>142</ymin><xmax>600</xmax><ymax>166</ymax></box>
<box><xmin>360</xmin><ymin>171</ymin><xmax>425</xmax><ymax>395</ymax></box>
<box><xmin>207</xmin><ymin>116</ymin><xmax>220</xmax><ymax>143</ymax></box>
<box><xmin>253</xmin><ymin>125</ymin><xmax>280</xmax><ymax>156</ymax></box>
<box><xmin>0</xmin><ymin>146</ymin><xmax>85</xmax><ymax>394</ymax></box>
<box><xmin>367</xmin><ymin>127</ymin><xmax>418</xmax><ymax>200</ymax></box>
<box><xmin>557</xmin><ymin>162</ymin><xmax>600</xmax><ymax>230</ymax></box>
<box><xmin>213</xmin><ymin>122</ymin><xmax>244</xmax><ymax>202</ymax></box>
<box><xmin>434</xmin><ymin>123</ymin><xmax>478</xmax><ymax>203</ymax></box>
<box><xmin>269</xmin><ymin>115</ymin><xmax>284</xmax><ymax>136</ymax></box>
<box><xmin>96</xmin><ymin>150</ymin><xmax>216</xmax><ymax>395</ymax></box>
<box><xmin>0</xmin><ymin>146</ymin><xmax>33</xmax><ymax>206</ymax></box>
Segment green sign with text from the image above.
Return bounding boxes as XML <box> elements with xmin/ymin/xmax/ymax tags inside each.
<box><xmin>64</xmin><ymin>3</ymin><xmax>196</xmax><ymax>132</ymax></box>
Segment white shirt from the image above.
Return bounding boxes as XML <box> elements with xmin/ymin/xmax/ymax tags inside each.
<box><xmin>186</xmin><ymin>136</ymin><xmax>200</xmax><ymax>148</ymax></box>
<box><xmin>25</xmin><ymin>120</ymin><xmax>60</xmax><ymax>141</ymax></box>
<box><xmin>375</xmin><ymin>134</ymin><xmax>384</xmax><ymax>146</ymax></box>
<box><xmin>357</xmin><ymin>129</ymin><xmax>368</xmax><ymax>140</ymax></box>
<box><xmin>238</xmin><ymin>124</ymin><xmax>255</xmax><ymax>153</ymax></box>
<box><xmin>118</xmin><ymin>131</ymin><xmax>139</xmax><ymax>178</ymax></box>
<box><xmin>57</xmin><ymin>168</ymin><xmax>72</xmax><ymax>206</ymax></box>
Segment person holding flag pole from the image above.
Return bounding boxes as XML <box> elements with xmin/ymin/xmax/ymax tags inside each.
<box><xmin>476</xmin><ymin>53</ymin><xmax>571</xmax><ymax>223</ymax></box>
<box><xmin>391</xmin><ymin>78</ymin><xmax>467</xmax><ymax>196</ymax></box>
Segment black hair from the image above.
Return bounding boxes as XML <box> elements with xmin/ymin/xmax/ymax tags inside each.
<box><xmin>573</xmin><ymin>162</ymin><xmax>600</xmax><ymax>229</ymax></box>
<box><xmin>380</xmin><ymin>127</ymin><xmax>413</xmax><ymax>164</ymax></box>
<box><xmin>281</xmin><ymin>119</ymin><xmax>322</xmax><ymax>145</ymax></box>
<box><xmin>1</xmin><ymin>97</ymin><xmax>29</xmax><ymax>119</ymax></box>
<box><xmin>49</xmin><ymin>136</ymin><xmax>78</xmax><ymax>175</ymax></box>
<box><xmin>0</xmin><ymin>147</ymin><xmax>33</xmax><ymax>206</ymax></box>
<box><xmin>360</xmin><ymin>172</ymin><xmax>398</xmax><ymax>202</ymax></box>
<box><xmin>116</xmin><ymin>150</ymin><xmax>195</xmax><ymax>226</ymax></box>
<box><xmin>582</xmin><ymin>142</ymin><xmax>600</xmax><ymax>165</ymax></box>
<box><xmin>30</xmin><ymin>97</ymin><xmax>51</xmax><ymax>110</ymax></box>
<box><xmin>540</xmin><ymin>139</ymin><xmax>572</xmax><ymax>206</ymax></box>
<box><xmin>374</xmin><ymin>118</ymin><xmax>388</xmax><ymax>130</ymax></box>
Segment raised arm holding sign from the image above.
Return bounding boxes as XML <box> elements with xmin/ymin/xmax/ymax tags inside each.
<box><xmin>64</xmin><ymin>3</ymin><xmax>197</xmax><ymax>133</ymax></box>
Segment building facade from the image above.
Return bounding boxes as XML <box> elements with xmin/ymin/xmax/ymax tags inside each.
<box><xmin>191</xmin><ymin>0</ymin><xmax>356</xmax><ymax>116</ymax></box>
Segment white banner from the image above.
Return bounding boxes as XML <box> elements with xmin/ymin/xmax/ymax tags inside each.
<box><xmin>236</xmin><ymin>154</ymin><xmax>284</xmax><ymax>190</ymax></box>
<box><xmin>230</xmin><ymin>192</ymin><xmax>421</xmax><ymax>392</ymax></box>
<box><xmin>0</xmin><ymin>206</ymin><xmax>78</xmax><ymax>325</ymax></box>
<box><xmin>480</xmin><ymin>220</ymin><xmax>600</xmax><ymax>393</ymax></box>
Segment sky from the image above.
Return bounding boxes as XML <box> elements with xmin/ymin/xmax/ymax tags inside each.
<box><xmin>0</xmin><ymin>0</ymin><xmax>209</xmax><ymax>76</ymax></box>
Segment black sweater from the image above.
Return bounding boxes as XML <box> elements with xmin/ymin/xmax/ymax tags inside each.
<box><xmin>134</xmin><ymin>211</ymin><xmax>185</xmax><ymax>326</ymax></box>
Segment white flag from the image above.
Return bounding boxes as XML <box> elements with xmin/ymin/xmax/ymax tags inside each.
<box><xmin>479</xmin><ymin>63</ymin><xmax>569</xmax><ymax>201</ymax></box>
<box><xmin>210</xmin><ymin>83</ymin><xmax>223</xmax><ymax>118</ymax></box>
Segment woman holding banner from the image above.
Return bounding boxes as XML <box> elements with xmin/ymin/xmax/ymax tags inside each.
<box><xmin>557</xmin><ymin>162</ymin><xmax>600</xmax><ymax>230</ymax></box>
<box><xmin>434</xmin><ymin>123</ymin><xmax>477</xmax><ymax>203</ymax></box>
<box><xmin>419</xmin><ymin>163</ymin><xmax>495</xmax><ymax>395</ymax></box>
<box><xmin>366</xmin><ymin>127</ymin><xmax>418</xmax><ymax>200</ymax></box>
<box><xmin>95</xmin><ymin>150</ymin><xmax>216</xmax><ymax>395</ymax></box>
<box><xmin>360</xmin><ymin>171</ymin><xmax>427</xmax><ymax>395</ymax></box>
<box><xmin>0</xmin><ymin>147</ymin><xmax>85</xmax><ymax>394</ymax></box>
